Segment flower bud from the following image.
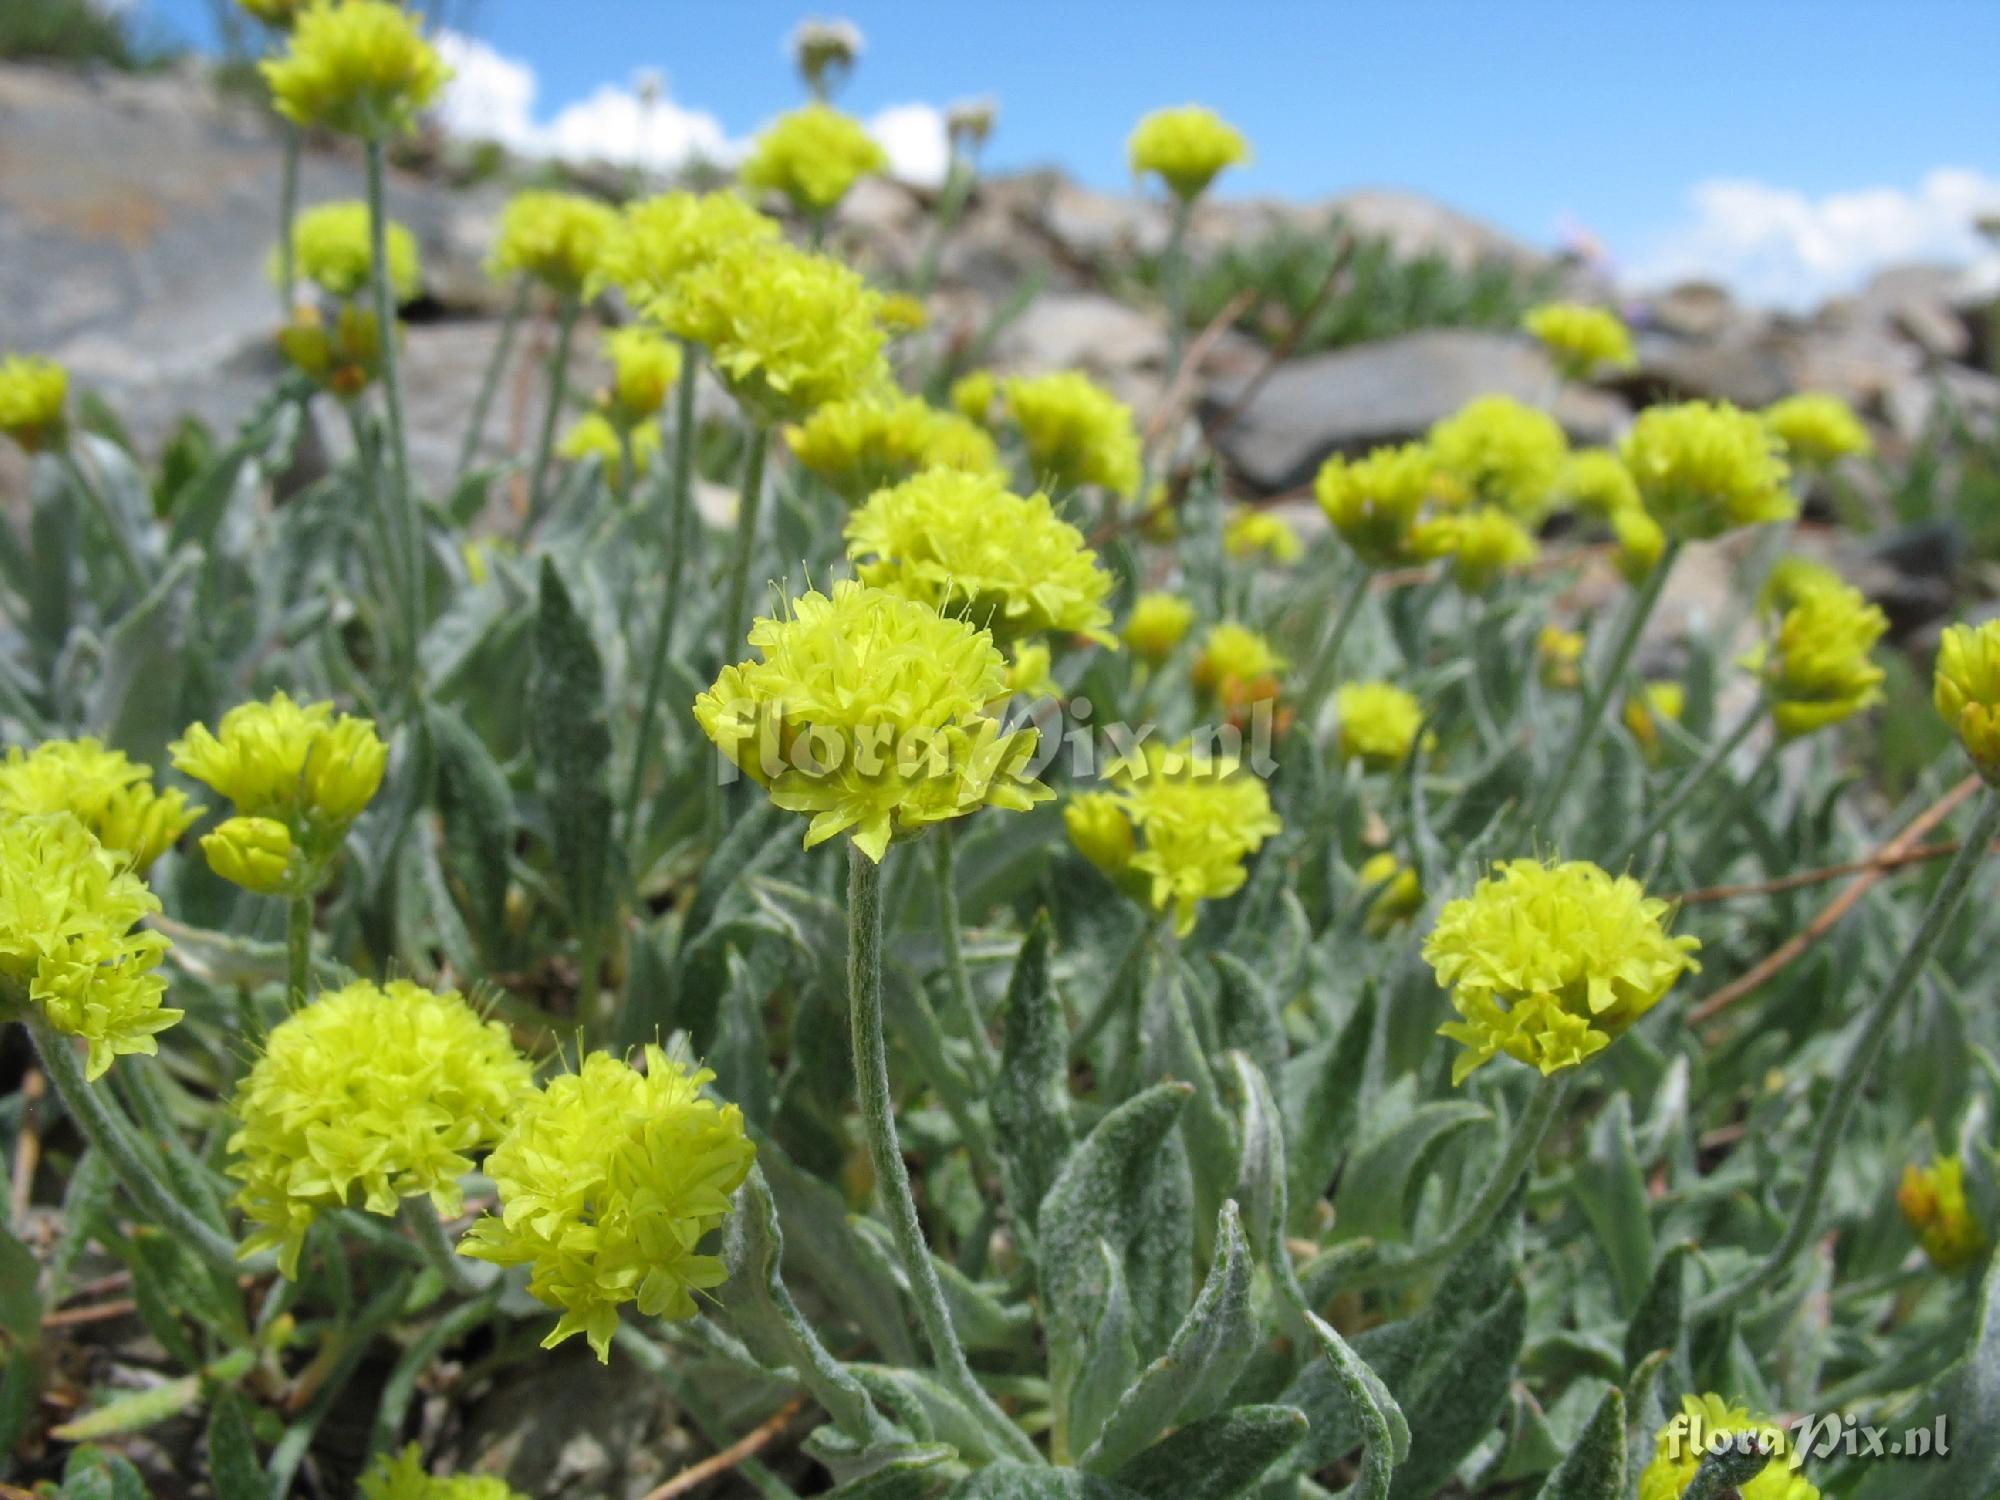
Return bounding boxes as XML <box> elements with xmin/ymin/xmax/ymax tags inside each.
<box><xmin>1065</xmin><ymin>792</ymin><xmax>1136</xmax><ymax>879</ymax></box>
<box><xmin>1935</xmin><ymin>621</ymin><xmax>2000</xmax><ymax>781</ymax></box>
<box><xmin>1898</xmin><ymin>1156</ymin><xmax>1987</xmax><ymax>1272</ymax></box>
<box><xmin>202</xmin><ymin>816</ymin><xmax>296</xmax><ymax>895</ymax></box>
<box><xmin>1121</xmin><ymin>592</ymin><xmax>1195</xmax><ymax>665</ymax></box>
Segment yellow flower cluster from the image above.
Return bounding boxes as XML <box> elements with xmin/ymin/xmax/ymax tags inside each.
<box><xmin>1898</xmin><ymin>1156</ymin><xmax>1987</xmax><ymax>1272</ymax></box>
<box><xmin>1069</xmin><ymin>743</ymin><xmax>1281</xmax><ymax>935</ymax></box>
<box><xmin>1127</xmin><ymin>105</ymin><xmax>1250</xmax><ymax>200</ymax></box>
<box><xmin>361</xmin><ymin>1446</ymin><xmax>530</xmax><ymax>1500</ymax></box>
<box><xmin>172</xmin><ymin>693</ymin><xmax>387</xmax><ymax>890</ymax></box>
<box><xmin>1611</xmin><ymin>501</ymin><xmax>1668</xmax><ymax>584</ymax></box>
<box><xmin>1223</xmin><ymin>506</ymin><xmax>1303</xmax><ymax>564</ymax></box>
<box><xmin>1624</xmin><ymin>681</ymin><xmax>1685</xmax><ymax>763</ymax></box>
<box><xmin>694</xmin><ymin>582</ymin><xmax>1051</xmax><ymax>861</ymax></box>
<box><xmin>489</xmin><ymin>191</ymin><xmax>621</xmax><ymax>298</ymax></box>
<box><xmin>950</xmin><ymin>370</ymin><xmax>999</xmax><ymax>427</ymax></box>
<box><xmin>740</xmin><ymin>103</ymin><xmax>889</xmax><ymax>216</ymax></box>
<box><xmin>1623</xmin><ymin>400</ymin><xmax>1794</xmax><ymax>540</ymax></box>
<box><xmin>229</xmin><ymin>979</ymin><xmax>533</xmax><ymax>1277</ymax></box>
<box><xmin>1747</xmin><ymin>578</ymin><xmax>1886</xmax><ymax>739</ymax></box>
<box><xmin>659</xmin><ymin>241</ymin><xmax>887</xmax><ymax>424</ymax></box>
<box><xmin>1192</xmin><ymin>622</ymin><xmax>1287</xmax><ymax>700</ymax></box>
<box><xmin>1413</xmin><ymin>505</ymin><xmax>1539</xmax><ymax>593</ymax></box>
<box><xmin>277</xmin><ymin>303</ymin><xmax>388</xmax><ymax>398</ymax></box>
<box><xmin>1759</xmin><ymin>555</ymin><xmax>1846</xmax><ymax>617</ymax></box>
<box><xmin>282</xmin><ymin>201</ymin><xmax>421</xmax><ymax>302</ymax></box>
<box><xmin>1638</xmin><ymin>1394</ymin><xmax>1819</xmax><ymax>1500</ymax></box>
<box><xmin>560</xmin><ymin>412</ymin><xmax>661</xmax><ymax>487</ymax></box>
<box><xmin>0</xmin><ymin>739</ymin><xmax>201</xmax><ymax>873</ymax></box>
<box><xmin>1935</xmin><ymin>620</ymin><xmax>2000</xmax><ymax>781</ymax></box>
<box><xmin>1006</xmin><ymin>641</ymin><xmax>1056</xmax><ymax>699</ymax></box>
<box><xmin>1523</xmin><ymin>302</ymin><xmax>1636</xmax><ymax>380</ymax></box>
<box><xmin>1425</xmin><ymin>858</ymin><xmax>1700</xmax><ymax>1083</ymax></box>
<box><xmin>847</xmin><ymin>469</ymin><xmax>1114</xmax><ymax>644</ymax></box>
<box><xmin>1537</xmin><ymin>623</ymin><xmax>1584</xmax><ymax>690</ymax></box>
<box><xmin>0</xmin><ymin>813</ymin><xmax>176</xmax><ymax>1080</ymax></box>
<box><xmin>602</xmin><ymin>326</ymin><xmax>682</xmax><ymax>426</ymax></box>
<box><xmin>1358</xmin><ymin>851</ymin><xmax>1423</xmax><ymax>938</ymax></box>
<box><xmin>1559</xmin><ymin>448</ymin><xmax>1640</xmax><ymax>518</ymax></box>
<box><xmin>1122</xmin><ymin>591</ymin><xmax>1196</xmax><ymax>664</ymax></box>
<box><xmin>1335</xmin><ymin>681</ymin><xmax>1429</xmax><ymax>770</ymax></box>
<box><xmin>261</xmin><ymin>0</ymin><xmax>451</xmax><ymax>139</ymax></box>
<box><xmin>1762</xmin><ymin>392</ymin><xmax>1871</xmax><ymax>468</ymax></box>
<box><xmin>461</xmin><ymin>1047</ymin><xmax>756</xmax><ymax>1361</ymax></box>
<box><xmin>1428</xmin><ymin>395</ymin><xmax>1569</xmax><ymax>521</ymax></box>
<box><xmin>787</xmin><ymin>394</ymin><xmax>1000</xmax><ymax>500</ymax></box>
<box><xmin>1001</xmin><ymin>372</ymin><xmax>1142</xmax><ymax>499</ymax></box>
<box><xmin>593</xmin><ymin>192</ymin><xmax>780</xmax><ymax>308</ymax></box>
<box><xmin>0</xmin><ymin>354</ymin><xmax>68</xmax><ymax>453</ymax></box>
<box><xmin>1314</xmin><ymin>443</ymin><xmax>1438</xmax><ymax>568</ymax></box>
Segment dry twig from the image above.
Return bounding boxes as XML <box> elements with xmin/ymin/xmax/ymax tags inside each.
<box><xmin>639</xmin><ymin>1395</ymin><xmax>808</xmax><ymax>1500</ymax></box>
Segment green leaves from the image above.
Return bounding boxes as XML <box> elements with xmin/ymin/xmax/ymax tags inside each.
<box><xmin>1532</xmin><ymin>1386</ymin><xmax>1626</xmax><ymax>1500</ymax></box>
<box><xmin>992</xmin><ymin>913</ymin><xmax>1074</xmax><ymax>1237</ymax></box>
<box><xmin>529</xmin><ymin>556</ymin><xmax>615</xmax><ymax>940</ymax></box>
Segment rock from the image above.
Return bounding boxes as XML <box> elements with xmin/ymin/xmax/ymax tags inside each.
<box><xmin>1207</xmin><ymin>328</ymin><xmax>1628</xmax><ymax>493</ymax></box>
<box><xmin>0</xmin><ymin>62</ymin><xmax>505</xmax><ymax>458</ymax></box>
<box><xmin>1640</xmin><ymin>281</ymin><xmax>1739</xmax><ymax>341</ymax></box>
<box><xmin>1882</xmin><ymin>364</ymin><xmax>2000</xmax><ymax>444</ymax></box>
<box><xmin>1319</xmin><ymin>187</ymin><xmax>1548</xmax><ymax>273</ymax></box>
<box><xmin>1828</xmin><ymin>263</ymin><xmax>1973</xmax><ymax>362</ymax></box>
<box><xmin>1608</xmin><ymin>331</ymin><xmax>1794</xmax><ymax>409</ymax></box>
<box><xmin>987</xmin><ymin>292</ymin><xmax>1167</xmax><ymax>383</ymax></box>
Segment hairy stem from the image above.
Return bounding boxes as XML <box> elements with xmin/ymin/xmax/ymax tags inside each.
<box><xmin>1296</xmin><ymin>565</ymin><xmax>1371</xmax><ymax>735</ymax></box>
<box><xmin>524</xmin><ymin>296</ymin><xmax>580</xmax><ymax>534</ymax></box>
<box><xmin>847</xmin><ymin>845</ymin><xmax>1041</xmax><ymax>1464</ymax></box>
<box><xmin>364</xmin><ymin>139</ymin><xmax>425</xmax><ymax>691</ymax></box>
<box><xmin>285</xmin><ymin>892</ymin><xmax>312</xmax><ymax>1010</ymax></box>
<box><xmin>933</xmin><ymin>825</ymin><xmax>999</xmax><ymax>1086</ymax></box>
<box><xmin>456</xmin><ymin>275</ymin><xmax>530</xmax><ymax>478</ymax></box>
<box><xmin>399</xmin><ymin>1196</ymin><xmax>489</xmax><ymax>1298</ymax></box>
<box><xmin>1694</xmin><ymin>790</ymin><xmax>2000</xmax><ymax>1323</ymax></box>
<box><xmin>1528</xmin><ymin>540</ymin><xmax>1682</xmax><ymax>833</ymax></box>
<box><xmin>1610</xmin><ymin>699</ymin><xmax>1765</xmax><ymax>869</ymax></box>
<box><xmin>26</xmin><ymin>1014</ymin><xmax>242</xmax><ymax>1277</ymax></box>
<box><xmin>722</xmin><ymin>424</ymin><xmax>771</xmax><ymax>660</ymax></box>
<box><xmin>1163</xmin><ymin>195</ymin><xmax>1193</xmax><ymax>381</ymax></box>
<box><xmin>276</xmin><ymin>127</ymin><xmax>301</xmax><ymax>317</ymax></box>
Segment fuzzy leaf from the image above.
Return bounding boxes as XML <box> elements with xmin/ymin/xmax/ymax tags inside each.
<box><xmin>204</xmin><ymin>1389</ymin><xmax>265</xmax><ymax>1500</ymax></box>
<box><xmin>1113</xmin><ymin>1404</ymin><xmax>1308</xmax><ymax>1500</ymax></box>
<box><xmin>1572</xmin><ymin>1092</ymin><xmax>1654</xmax><ymax>1315</ymax></box>
<box><xmin>1332</xmin><ymin>1092</ymin><xmax>1490</xmax><ymax>1245</ymax></box>
<box><xmin>991</xmin><ymin>912</ymin><xmax>1074</xmax><ymax>1237</ymax></box>
<box><xmin>428</xmin><ymin>702</ymin><xmax>515</xmax><ymax>952</ymax></box>
<box><xmin>1533</xmin><ymin>1385</ymin><xmax>1626</xmax><ymax>1500</ymax></box>
<box><xmin>948</xmin><ymin>1466</ymin><xmax>1145</xmax><ymax>1499</ymax></box>
<box><xmin>1283</xmin><ymin>986</ymin><xmax>1376</xmax><ymax>1233</ymax></box>
<box><xmin>529</xmin><ymin>556</ymin><xmax>615</xmax><ymax>936</ymax></box>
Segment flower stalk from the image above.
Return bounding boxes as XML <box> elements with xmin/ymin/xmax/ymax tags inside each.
<box><xmin>846</xmin><ymin>845</ymin><xmax>1040</xmax><ymax>1464</ymax></box>
<box><xmin>723</xmin><ymin>423</ymin><xmax>772</xmax><ymax>658</ymax></box>
<box><xmin>364</xmin><ymin>139</ymin><xmax>425</xmax><ymax>688</ymax></box>
<box><xmin>456</xmin><ymin>274</ymin><xmax>530</xmax><ymax>478</ymax></box>
<box><xmin>525</xmin><ymin>295</ymin><xmax>581</xmax><ymax>533</ymax></box>
<box><xmin>1610</xmin><ymin>698</ymin><xmax>1765</xmax><ymax>869</ymax></box>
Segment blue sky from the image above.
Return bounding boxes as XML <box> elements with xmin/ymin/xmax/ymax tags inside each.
<box><xmin>142</xmin><ymin>1</ymin><xmax>2000</xmax><ymax>303</ymax></box>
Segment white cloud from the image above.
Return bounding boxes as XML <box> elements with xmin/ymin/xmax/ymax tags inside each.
<box><xmin>1631</xmin><ymin>167</ymin><xmax>2000</xmax><ymax>309</ymax></box>
<box><xmin>868</xmin><ymin>103</ymin><xmax>950</xmax><ymax>188</ymax></box>
<box><xmin>433</xmin><ymin>31</ymin><xmax>737</xmax><ymax>172</ymax></box>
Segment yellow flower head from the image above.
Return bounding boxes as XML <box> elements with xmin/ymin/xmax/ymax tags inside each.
<box><xmin>277</xmin><ymin>303</ymin><xmax>389</xmax><ymax>398</ymax></box>
<box><xmin>1638</xmin><ymin>1394</ymin><xmax>1818</xmax><ymax>1500</ymax></box>
<box><xmin>1336</xmin><ymin>681</ymin><xmax>1429</xmax><ymax>771</ymax></box>
<box><xmin>1001</xmin><ymin>371</ymin><xmax>1143</xmax><ymax>499</ymax></box>
<box><xmin>281</xmin><ymin>201</ymin><xmax>421</xmax><ymax>302</ymax></box>
<box><xmin>1523</xmin><ymin>302</ymin><xmax>1636</xmax><ymax>380</ymax></box>
<box><xmin>559</xmin><ymin>411</ymin><xmax>660</xmax><ymax>487</ymax></box>
<box><xmin>846</xmin><ymin>468</ymin><xmax>1116</xmax><ymax>645</ymax></box>
<box><xmin>601</xmin><ymin>326</ymin><xmax>682</xmax><ymax>425</ymax></box>
<box><xmin>1611</xmin><ymin>500</ymin><xmax>1668</xmax><ymax>586</ymax></box>
<box><xmin>1624</xmin><ymin>681</ymin><xmax>1685</xmax><ymax>762</ymax></box>
<box><xmin>694</xmin><ymin>582</ymin><xmax>1052</xmax><ymax>862</ymax></box>
<box><xmin>461</xmin><ymin>1047</ymin><xmax>756</xmax><ymax>1361</ymax></box>
<box><xmin>1429</xmin><ymin>396</ymin><xmax>1568</xmax><ymax>521</ymax></box>
<box><xmin>740</xmin><ymin>103</ymin><xmax>888</xmax><ymax>216</ymax></box>
<box><xmin>1359</xmin><ymin>851</ymin><xmax>1423</xmax><ymax>938</ymax></box>
<box><xmin>593</xmin><ymin>191</ymin><xmax>780</xmax><ymax>308</ymax></box>
<box><xmin>1224</xmin><ymin>506</ymin><xmax>1304</xmax><ymax>565</ymax></box>
<box><xmin>171</xmin><ymin>692</ymin><xmax>388</xmax><ymax>837</ymax></box>
<box><xmin>877</xmin><ymin>292</ymin><xmax>930</xmax><ymax>335</ymax></box>
<box><xmin>229</xmin><ymin>979</ymin><xmax>533</xmax><ymax>1278</ymax></box>
<box><xmin>0</xmin><ymin>739</ymin><xmax>201</xmax><ymax>873</ymax></box>
<box><xmin>1758</xmin><ymin>555</ymin><xmax>1847</xmax><ymax>618</ymax></box>
<box><xmin>489</xmin><ymin>191</ymin><xmax>620</xmax><ymax>299</ymax></box>
<box><xmin>1560</xmin><ymin>448</ymin><xmax>1641</xmax><ymax>519</ymax></box>
<box><xmin>1623</xmin><ymin>400</ymin><xmax>1794</xmax><ymax>540</ymax></box>
<box><xmin>1106</xmin><ymin>742</ymin><xmax>1281</xmax><ymax>936</ymax></box>
<box><xmin>0</xmin><ymin>355</ymin><xmax>68</xmax><ymax>453</ymax></box>
<box><xmin>1747</xmin><ymin>580</ymin><xmax>1886</xmax><ymax>739</ymax></box>
<box><xmin>1425</xmin><ymin>858</ymin><xmax>1700</xmax><ymax>1083</ymax></box>
<box><xmin>1934</xmin><ymin>620</ymin><xmax>2000</xmax><ymax>781</ymax></box>
<box><xmin>1192</xmin><ymin>622</ymin><xmax>1287</xmax><ymax>699</ymax></box>
<box><xmin>1763</xmin><ymin>392</ymin><xmax>1871</xmax><ymax>469</ymax></box>
<box><xmin>950</xmin><ymin>370</ymin><xmax>999</xmax><ymax>427</ymax></box>
<box><xmin>1006</xmin><ymin>641</ymin><xmax>1057</xmax><ymax>699</ymax></box>
<box><xmin>201</xmin><ymin>816</ymin><xmax>296</xmax><ymax>895</ymax></box>
<box><xmin>1413</xmin><ymin>505</ymin><xmax>1539</xmax><ymax>593</ymax></box>
<box><xmin>658</xmin><ymin>241</ymin><xmax>888</xmax><ymax>424</ymax></box>
<box><xmin>1128</xmin><ymin>105</ymin><xmax>1250</xmax><ymax>200</ymax></box>
<box><xmin>360</xmin><ymin>1445</ymin><xmax>530</xmax><ymax>1500</ymax></box>
<box><xmin>1065</xmin><ymin>791</ymin><xmax>1138</xmax><ymax>882</ymax></box>
<box><xmin>261</xmin><ymin>0</ymin><xmax>451</xmax><ymax>139</ymax></box>
<box><xmin>1123</xmin><ymin>592</ymin><xmax>1197</xmax><ymax>665</ymax></box>
<box><xmin>0</xmin><ymin>813</ymin><xmax>176</xmax><ymax>1080</ymax></box>
<box><xmin>1314</xmin><ymin>443</ymin><xmax>1437</xmax><ymax>568</ymax></box>
<box><xmin>787</xmin><ymin>394</ymin><xmax>1001</xmax><ymax>502</ymax></box>
<box><xmin>1537</xmin><ymin>623</ymin><xmax>1584</xmax><ymax>690</ymax></box>
<box><xmin>1898</xmin><ymin>1156</ymin><xmax>1987</xmax><ymax>1272</ymax></box>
